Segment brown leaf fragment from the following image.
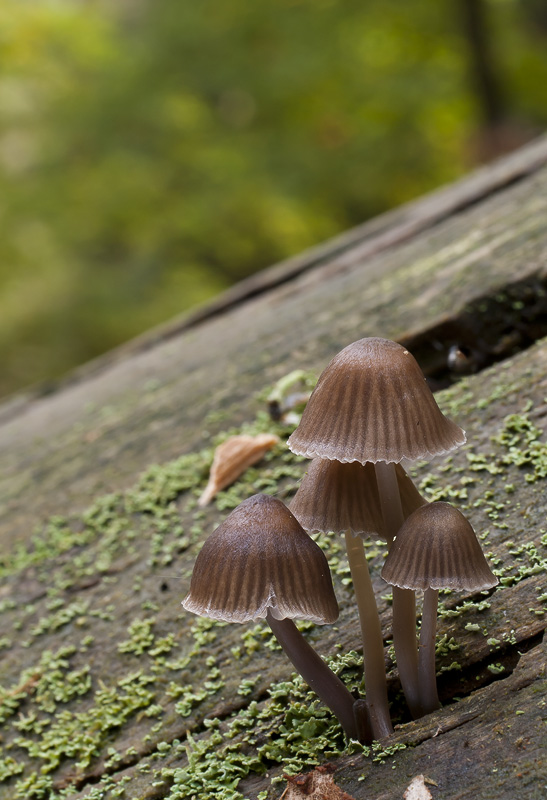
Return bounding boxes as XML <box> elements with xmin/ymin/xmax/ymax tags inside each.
<box><xmin>403</xmin><ymin>774</ymin><xmax>434</xmax><ymax>800</ymax></box>
<box><xmin>283</xmin><ymin>764</ymin><xmax>356</xmax><ymax>800</ymax></box>
<box><xmin>6</xmin><ymin>671</ymin><xmax>42</xmax><ymax>698</ymax></box>
<box><xmin>198</xmin><ymin>433</ymin><xmax>279</xmax><ymax>506</ymax></box>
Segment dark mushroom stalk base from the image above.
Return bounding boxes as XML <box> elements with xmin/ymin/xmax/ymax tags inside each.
<box><xmin>374</xmin><ymin>460</ymin><xmax>422</xmax><ymax>719</ymax></box>
<box><xmin>266</xmin><ymin>611</ymin><xmax>371</xmax><ymax>743</ymax></box>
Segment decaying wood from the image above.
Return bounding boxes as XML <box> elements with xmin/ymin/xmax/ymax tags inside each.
<box><xmin>1</xmin><ymin>136</ymin><xmax>547</xmax><ymax>799</ymax></box>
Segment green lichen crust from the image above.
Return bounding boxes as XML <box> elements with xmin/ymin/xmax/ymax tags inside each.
<box><xmin>0</xmin><ymin>335</ymin><xmax>546</xmax><ymax>799</ymax></box>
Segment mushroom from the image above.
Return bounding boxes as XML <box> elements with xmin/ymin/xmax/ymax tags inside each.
<box><xmin>381</xmin><ymin>501</ymin><xmax>498</xmax><ymax>714</ymax></box>
<box><xmin>287</xmin><ymin>338</ymin><xmax>465</xmax><ymax>466</ymax></box>
<box><xmin>182</xmin><ymin>493</ymin><xmax>371</xmax><ymax>742</ymax></box>
<box><xmin>290</xmin><ymin>458</ymin><xmax>425</xmax><ymax>539</ymax></box>
<box><xmin>287</xmin><ymin>338</ymin><xmax>466</xmax><ymax>718</ymax></box>
<box><xmin>290</xmin><ymin>457</ymin><xmax>426</xmax><ymax>737</ymax></box>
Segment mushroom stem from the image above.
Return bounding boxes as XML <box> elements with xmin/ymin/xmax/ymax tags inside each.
<box><xmin>266</xmin><ymin>611</ymin><xmax>371</xmax><ymax>742</ymax></box>
<box><xmin>374</xmin><ymin>460</ymin><xmax>422</xmax><ymax>719</ymax></box>
<box><xmin>344</xmin><ymin>531</ymin><xmax>393</xmax><ymax>739</ymax></box>
<box><xmin>374</xmin><ymin>460</ymin><xmax>401</xmax><ymax>550</ymax></box>
<box><xmin>418</xmin><ymin>587</ymin><xmax>441</xmax><ymax>714</ymax></box>
<box><xmin>352</xmin><ymin>699</ymin><xmax>374</xmax><ymax>744</ymax></box>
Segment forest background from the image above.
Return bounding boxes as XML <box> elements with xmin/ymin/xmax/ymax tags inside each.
<box><xmin>1</xmin><ymin>0</ymin><xmax>546</xmax><ymax>399</ymax></box>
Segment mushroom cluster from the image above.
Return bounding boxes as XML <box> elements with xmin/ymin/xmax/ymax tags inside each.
<box><xmin>182</xmin><ymin>337</ymin><xmax>497</xmax><ymax>743</ymax></box>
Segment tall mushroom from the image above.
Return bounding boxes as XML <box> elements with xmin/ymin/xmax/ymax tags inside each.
<box><xmin>182</xmin><ymin>493</ymin><xmax>371</xmax><ymax>742</ymax></box>
<box><xmin>290</xmin><ymin>457</ymin><xmax>426</xmax><ymax>738</ymax></box>
<box><xmin>381</xmin><ymin>501</ymin><xmax>498</xmax><ymax>714</ymax></box>
<box><xmin>287</xmin><ymin>337</ymin><xmax>466</xmax><ymax>718</ymax></box>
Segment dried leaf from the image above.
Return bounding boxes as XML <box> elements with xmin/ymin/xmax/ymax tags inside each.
<box><xmin>283</xmin><ymin>765</ymin><xmax>356</xmax><ymax>800</ymax></box>
<box><xmin>198</xmin><ymin>433</ymin><xmax>279</xmax><ymax>506</ymax></box>
<box><xmin>403</xmin><ymin>774</ymin><xmax>434</xmax><ymax>800</ymax></box>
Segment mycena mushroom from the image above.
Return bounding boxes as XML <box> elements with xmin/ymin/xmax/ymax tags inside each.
<box><xmin>290</xmin><ymin>456</ymin><xmax>426</xmax><ymax>738</ymax></box>
<box><xmin>382</xmin><ymin>501</ymin><xmax>498</xmax><ymax>714</ymax></box>
<box><xmin>182</xmin><ymin>493</ymin><xmax>372</xmax><ymax>742</ymax></box>
<box><xmin>288</xmin><ymin>337</ymin><xmax>466</xmax><ymax>718</ymax></box>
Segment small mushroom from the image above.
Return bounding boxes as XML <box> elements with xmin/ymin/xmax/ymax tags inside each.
<box><xmin>290</xmin><ymin>458</ymin><xmax>425</xmax><ymax>539</ymax></box>
<box><xmin>198</xmin><ymin>433</ymin><xmax>279</xmax><ymax>507</ymax></box>
<box><xmin>290</xmin><ymin>457</ymin><xmax>426</xmax><ymax>738</ymax></box>
<box><xmin>287</xmin><ymin>337</ymin><xmax>465</xmax><ymax>465</ymax></box>
<box><xmin>183</xmin><ymin>493</ymin><xmax>371</xmax><ymax>742</ymax></box>
<box><xmin>287</xmin><ymin>338</ymin><xmax>466</xmax><ymax>719</ymax></box>
<box><xmin>381</xmin><ymin>501</ymin><xmax>498</xmax><ymax>714</ymax></box>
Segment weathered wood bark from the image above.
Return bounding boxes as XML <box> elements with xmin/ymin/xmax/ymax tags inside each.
<box><xmin>1</xmin><ymin>136</ymin><xmax>546</xmax><ymax>800</ymax></box>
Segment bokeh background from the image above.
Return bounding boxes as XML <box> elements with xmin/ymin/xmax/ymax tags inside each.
<box><xmin>1</xmin><ymin>0</ymin><xmax>546</xmax><ymax>399</ymax></box>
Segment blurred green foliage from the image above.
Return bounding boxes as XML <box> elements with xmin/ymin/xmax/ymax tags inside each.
<box><xmin>0</xmin><ymin>0</ymin><xmax>546</xmax><ymax>397</ymax></box>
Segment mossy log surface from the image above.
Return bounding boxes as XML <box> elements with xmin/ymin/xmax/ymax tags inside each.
<box><xmin>1</xmin><ymin>137</ymin><xmax>547</xmax><ymax>800</ymax></box>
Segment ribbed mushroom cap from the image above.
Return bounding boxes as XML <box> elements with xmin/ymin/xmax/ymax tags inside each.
<box><xmin>287</xmin><ymin>338</ymin><xmax>466</xmax><ymax>464</ymax></box>
<box><xmin>182</xmin><ymin>493</ymin><xmax>339</xmax><ymax>624</ymax></box>
<box><xmin>381</xmin><ymin>501</ymin><xmax>498</xmax><ymax>591</ymax></box>
<box><xmin>290</xmin><ymin>458</ymin><xmax>426</xmax><ymax>538</ymax></box>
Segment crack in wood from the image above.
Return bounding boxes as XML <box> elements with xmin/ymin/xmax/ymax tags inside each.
<box><xmin>51</xmin><ymin>632</ymin><xmax>545</xmax><ymax>797</ymax></box>
<box><xmin>401</xmin><ymin>273</ymin><xmax>547</xmax><ymax>390</ymax></box>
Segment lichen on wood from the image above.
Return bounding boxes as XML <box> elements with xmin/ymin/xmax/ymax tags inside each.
<box><xmin>1</xmin><ymin>140</ymin><xmax>547</xmax><ymax>799</ymax></box>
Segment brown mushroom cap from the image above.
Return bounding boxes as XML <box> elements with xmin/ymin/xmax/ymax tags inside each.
<box><xmin>381</xmin><ymin>501</ymin><xmax>499</xmax><ymax>591</ymax></box>
<box><xmin>182</xmin><ymin>493</ymin><xmax>339</xmax><ymax>624</ymax></box>
<box><xmin>287</xmin><ymin>338</ymin><xmax>466</xmax><ymax>464</ymax></box>
<box><xmin>290</xmin><ymin>458</ymin><xmax>426</xmax><ymax>538</ymax></box>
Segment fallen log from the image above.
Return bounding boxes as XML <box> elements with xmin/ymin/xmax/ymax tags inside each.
<box><xmin>1</xmin><ymin>136</ymin><xmax>547</xmax><ymax>799</ymax></box>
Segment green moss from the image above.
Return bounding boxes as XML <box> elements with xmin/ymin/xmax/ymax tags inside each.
<box><xmin>438</xmin><ymin>598</ymin><xmax>491</xmax><ymax>621</ymax></box>
<box><xmin>1</xmin><ymin>380</ymin><xmax>546</xmax><ymax>799</ymax></box>
<box><xmin>237</xmin><ymin>677</ymin><xmax>261</xmax><ymax>697</ymax></box>
<box><xmin>435</xmin><ymin>634</ymin><xmax>460</xmax><ymax>656</ymax></box>
<box><xmin>13</xmin><ymin>671</ymin><xmax>156</xmax><ymax>775</ymax></box>
<box><xmin>118</xmin><ymin>618</ymin><xmax>156</xmax><ymax>656</ymax></box>
<box><xmin>370</xmin><ymin>739</ymin><xmax>407</xmax><ymax>764</ymax></box>
<box><xmin>29</xmin><ymin>600</ymin><xmax>91</xmax><ymax>639</ymax></box>
<box><xmin>161</xmin><ymin>689</ymin><xmax>346</xmax><ymax>799</ymax></box>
